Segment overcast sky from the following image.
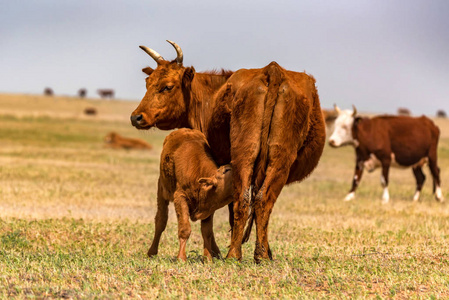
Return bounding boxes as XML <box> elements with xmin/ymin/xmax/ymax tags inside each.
<box><xmin>1</xmin><ymin>0</ymin><xmax>448</xmax><ymax>115</ymax></box>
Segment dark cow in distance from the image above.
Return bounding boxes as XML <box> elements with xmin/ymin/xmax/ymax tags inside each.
<box><xmin>78</xmin><ymin>88</ymin><xmax>87</xmax><ymax>98</ymax></box>
<box><xmin>104</xmin><ymin>132</ymin><xmax>152</xmax><ymax>150</ymax></box>
<box><xmin>97</xmin><ymin>89</ymin><xmax>114</xmax><ymax>99</ymax></box>
<box><xmin>436</xmin><ymin>110</ymin><xmax>447</xmax><ymax>118</ymax></box>
<box><xmin>130</xmin><ymin>40</ymin><xmax>326</xmax><ymax>262</ymax></box>
<box><xmin>84</xmin><ymin>107</ymin><xmax>97</xmax><ymax>116</ymax></box>
<box><xmin>149</xmin><ymin>128</ymin><xmax>233</xmax><ymax>261</ymax></box>
<box><xmin>397</xmin><ymin>107</ymin><xmax>411</xmax><ymax>116</ymax></box>
<box><xmin>44</xmin><ymin>88</ymin><xmax>53</xmax><ymax>96</ymax></box>
<box><xmin>329</xmin><ymin>105</ymin><xmax>444</xmax><ymax>203</ymax></box>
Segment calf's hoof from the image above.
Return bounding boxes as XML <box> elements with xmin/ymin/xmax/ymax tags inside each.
<box><xmin>147</xmin><ymin>249</ymin><xmax>158</xmax><ymax>258</ymax></box>
<box><xmin>344</xmin><ymin>192</ymin><xmax>355</xmax><ymax>201</ymax></box>
<box><xmin>226</xmin><ymin>248</ymin><xmax>242</xmax><ymax>261</ymax></box>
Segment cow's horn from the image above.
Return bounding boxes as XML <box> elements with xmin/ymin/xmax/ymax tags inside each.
<box><xmin>352</xmin><ymin>105</ymin><xmax>357</xmax><ymax>116</ymax></box>
<box><xmin>166</xmin><ymin>40</ymin><xmax>183</xmax><ymax>65</ymax></box>
<box><xmin>334</xmin><ymin>104</ymin><xmax>341</xmax><ymax>114</ymax></box>
<box><xmin>139</xmin><ymin>46</ymin><xmax>164</xmax><ymax>64</ymax></box>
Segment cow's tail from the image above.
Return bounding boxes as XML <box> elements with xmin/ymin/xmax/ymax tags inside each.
<box><xmin>242</xmin><ymin>62</ymin><xmax>284</xmax><ymax>244</ymax></box>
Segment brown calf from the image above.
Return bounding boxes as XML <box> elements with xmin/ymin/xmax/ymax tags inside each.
<box><xmin>104</xmin><ymin>132</ymin><xmax>152</xmax><ymax>150</ymax></box>
<box><xmin>148</xmin><ymin>128</ymin><xmax>233</xmax><ymax>261</ymax></box>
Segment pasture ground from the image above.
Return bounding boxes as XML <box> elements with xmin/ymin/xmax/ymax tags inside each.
<box><xmin>1</xmin><ymin>93</ymin><xmax>449</xmax><ymax>299</ymax></box>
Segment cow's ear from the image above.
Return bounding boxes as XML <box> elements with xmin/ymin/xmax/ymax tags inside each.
<box><xmin>142</xmin><ymin>67</ymin><xmax>154</xmax><ymax>76</ymax></box>
<box><xmin>198</xmin><ymin>176</ymin><xmax>217</xmax><ymax>188</ymax></box>
<box><xmin>182</xmin><ymin>67</ymin><xmax>195</xmax><ymax>87</ymax></box>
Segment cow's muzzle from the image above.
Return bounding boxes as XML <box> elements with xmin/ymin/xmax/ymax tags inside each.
<box><xmin>130</xmin><ymin>114</ymin><xmax>143</xmax><ymax>127</ymax></box>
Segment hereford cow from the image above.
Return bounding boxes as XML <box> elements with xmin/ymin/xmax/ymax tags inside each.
<box><xmin>397</xmin><ymin>107</ymin><xmax>411</xmax><ymax>116</ymax></box>
<box><xmin>329</xmin><ymin>105</ymin><xmax>444</xmax><ymax>203</ymax></box>
<box><xmin>97</xmin><ymin>89</ymin><xmax>114</xmax><ymax>99</ymax></box>
<box><xmin>149</xmin><ymin>128</ymin><xmax>233</xmax><ymax>261</ymax></box>
<box><xmin>104</xmin><ymin>132</ymin><xmax>152</xmax><ymax>150</ymax></box>
<box><xmin>130</xmin><ymin>40</ymin><xmax>325</xmax><ymax>262</ymax></box>
<box><xmin>436</xmin><ymin>110</ymin><xmax>447</xmax><ymax>118</ymax></box>
<box><xmin>84</xmin><ymin>107</ymin><xmax>97</xmax><ymax>116</ymax></box>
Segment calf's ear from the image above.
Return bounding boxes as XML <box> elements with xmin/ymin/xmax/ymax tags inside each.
<box><xmin>142</xmin><ymin>67</ymin><xmax>154</xmax><ymax>76</ymax></box>
<box><xmin>198</xmin><ymin>177</ymin><xmax>217</xmax><ymax>188</ymax></box>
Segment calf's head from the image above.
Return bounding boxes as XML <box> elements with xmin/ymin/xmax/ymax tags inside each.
<box><xmin>131</xmin><ymin>40</ymin><xmax>195</xmax><ymax>130</ymax></box>
<box><xmin>198</xmin><ymin>165</ymin><xmax>233</xmax><ymax>201</ymax></box>
<box><xmin>328</xmin><ymin>105</ymin><xmax>357</xmax><ymax>147</ymax></box>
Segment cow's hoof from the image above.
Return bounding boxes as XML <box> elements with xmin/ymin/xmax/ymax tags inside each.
<box><xmin>147</xmin><ymin>250</ymin><xmax>158</xmax><ymax>258</ymax></box>
<box><xmin>413</xmin><ymin>191</ymin><xmax>420</xmax><ymax>202</ymax></box>
<box><xmin>344</xmin><ymin>192</ymin><xmax>355</xmax><ymax>201</ymax></box>
<box><xmin>435</xmin><ymin>187</ymin><xmax>444</xmax><ymax>202</ymax></box>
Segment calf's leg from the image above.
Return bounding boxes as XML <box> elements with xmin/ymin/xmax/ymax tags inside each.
<box><xmin>201</xmin><ymin>213</ymin><xmax>221</xmax><ymax>260</ymax></box>
<box><xmin>173</xmin><ymin>192</ymin><xmax>191</xmax><ymax>261</ymax></box>
<box><xmin>148</xmin><ymin>180</ymin><xmax>169</xmax><ymax>257</ymax></box>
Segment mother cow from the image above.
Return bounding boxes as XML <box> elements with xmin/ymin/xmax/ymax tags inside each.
<box><xmin>131</xmin><ymin>40</ymin><xmax>325</xmax><ymax>261</ymax></box>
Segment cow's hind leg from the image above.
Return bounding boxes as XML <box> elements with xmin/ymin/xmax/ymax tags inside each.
<box><xmin>173</xmin><ymin>192</ymin><xmax>191</xmax><ymax>261</ymax></box>
<box><xmin>254</xmin><ymin>145</ymin><xmax>296</xmax><ymax>262</ymax></box>
<box><xmin>412</xmin><ymin>166</ymin><xmax>426</xmax><ymax>201</ymax></box>
<box><xmin>428</xmin><ymin>153</ymin><xmax>444</xmax><ymax>202</ymax></box>
<box><xmin>148</xmin><ymin>180</ymin><xmax>169</xmax><ymax>258</ymax></box>
<box><xmin>201</xmin><ymin>213</ymin><xmax>221</xmax><ymax>261</ymax></box>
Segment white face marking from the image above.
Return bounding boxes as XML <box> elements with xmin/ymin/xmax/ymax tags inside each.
<box><xmin>328</xmin><ymin>109</ymin><xmax>356</xmax><ymax>147</ymax></box>
<box><xmin>413</xmin><ymin>191</ymin><xmax>420</xmax><ymax>202</ymax></box>
<box><xmin>382</xmin><ymin>187</ymin><xmax>390</xmax><ymax>203</ymax></box>
<box><xmin>344</xmin><ymin>192</ymin><xmax>355</xmax><ymax>201</ymax></box>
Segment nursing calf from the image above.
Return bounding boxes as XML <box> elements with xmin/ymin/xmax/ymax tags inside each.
<box><xmin>329</xmin><ymin>106</ymin><xmax>444</xmax><ymax>203</ymax></box>
<box><xmin>148</xmin><ymin>128</ymin><xmax>233</xmax><ymax>261</ymax></box>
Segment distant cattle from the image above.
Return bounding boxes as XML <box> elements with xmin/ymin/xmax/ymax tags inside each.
<box><xmin>397</xmin><ymin>107</ymin><xmax>411</xmax><ymax>116</ymax></box>
<box><xmin>104</xmin><ymin>132</ymin><xmax>152</xmax><ymax>150</ymax></box>
<box><xmin>97</xmin><ymin>89</ymin><xmax>114</xmax><ymax>99</ymax></box>
<box><xmin>436</xmin><ymin>110</ymin><xmax>447</xmax><ymax>118</ymax></box>
<box><xmin>329</xmin><ymin>105</ymin><xmax>444</xmax><ymax>203</ymax></box>
<box><xmin>84</xmin><ymin>107</ymin><xmax>97</xmax><ymax>116</ymax></box>
<box><xmin>130</xmin><ymin>40</ymin><xmax>325</xmax><ymax>261</ymax></box>
<box><xmin>78</xmin><ymin>88</ymin><xmax>87</xmax><ymax>98</ymax></box>
<box><xmin>148</xmin><ymin>129</ymin><xmax>233</xmax><ymax>261</ymax></box>
<box><xmin>44</xmin><ymin>88</ymin><xmax>53</xmax><ymax>96</ymax></box>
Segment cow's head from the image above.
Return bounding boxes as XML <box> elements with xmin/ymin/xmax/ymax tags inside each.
<box><xmin>131</xmin><ymin>40</ymin><xmax>195</xmax><ymax>130</ymax></box>
<box><xmin>328</xmin><ymin>105</ymin><xmax>357</xmax><ymax>147</ymax></box>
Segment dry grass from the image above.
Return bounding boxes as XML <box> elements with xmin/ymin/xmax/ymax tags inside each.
<box><xmin>1</xmin><ymin>93</ymin><xmax>449</xmax><ymax>299</ymax></box>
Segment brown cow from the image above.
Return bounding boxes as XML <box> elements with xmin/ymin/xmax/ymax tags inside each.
<box><xmin>436</xmin><ymin>110</ymin><xmax>447</xmax><ymax>118</ymax></box>
<box><xmin>148</xmin><ymin>128</ymin><xmax>233</xmax><ymax>261</ymax></box>
<box><xmin>44</xmin><ymin>87</ymin><xmax>53</xmax><ymax>96</ymax></box>
<box><xmin>97</xmin><ymin>89</ymin><xmax>114</xmax><ymax>98</ymax></box>
<box><xmin>329</xmin><ymin>105</ymin><xmax>444</xmax><ymax>203</ymax></box>
<box><xmin>84</xmin><ymin>107</ymin><xmax>97</xmax><ymax>116</ymax></box>
<box><xmin>104</xmin><ymin>132</ymin><xmax>152</xmax><ymax>150</ymax></box>
<box><xmin>397</xmin><ymin>107</ymin><xmax>411</xmax><ymax>116</ymax></box>
<box><xmin>130</xmin><ymin>40</ymin><xmax>325</xmax><ymax>262</ymax></box>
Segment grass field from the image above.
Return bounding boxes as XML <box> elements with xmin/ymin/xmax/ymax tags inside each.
<box><xmin>1</xmin><ymin>93</ymin><xmax>449</xmax><ymax>299</ymax></box>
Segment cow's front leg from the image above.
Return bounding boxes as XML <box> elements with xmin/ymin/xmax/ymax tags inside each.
<box><xmin>345</xmin><ymin>160</ymin><xmax>364</xmax><ymax>201</ymax></box>
<box><xmin>412</xmin><ymin>166</ymin><xmax>426</xmax><ymax>201</ymax></box>
<box><xmin>380</xmin><ymin>161</ymin><xmax>391</xmax><ymax>204</ymax></box>
<box><xmin>173</xmin><ymin>192</ymin><xmax>191</xmax><ymax>261</ymax></box>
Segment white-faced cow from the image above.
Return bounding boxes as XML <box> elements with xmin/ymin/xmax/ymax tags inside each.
<box><xmin>130</xmin><ymin>40</ymin><xmax>326</xmax><ymax>262</ymax></box>
<box><xmin>329</xmin><ymin>105</ymin><xmax>444</xmax><ymax>203</ymax></box>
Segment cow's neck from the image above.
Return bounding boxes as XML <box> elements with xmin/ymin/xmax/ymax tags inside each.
<box><xmin>186</xmin><ymin>72</ymin><xmax>230</xmax><ymax>133</ymax></box>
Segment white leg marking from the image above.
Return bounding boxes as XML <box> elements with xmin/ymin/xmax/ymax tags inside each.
<box><xmin>382</xmin><ymin>187</ymin><xmax>390</xmax><ymax>204</ymax></box>
<box><xmin>344</xmin><ymin>192</ymin><xmax>355</xmax><ymax>201</ymax></box>
<box><xmin>435</xmin><ymin>186</ymin><xmax>444</xmax><ymax>202</ymax></box>
<box><xmin>413</xmin><ymin>191</ymin><xmax>420</xmax><ymax>202</ymax></box>
<box><xmin>380</xmin><ymin>175</ymin><xmax>386</xmax><ymax>187</ymax></box>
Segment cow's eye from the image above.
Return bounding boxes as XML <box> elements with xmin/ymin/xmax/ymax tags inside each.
<box><xmin>160</xmin><ymin>86</ymin><xmax>174</xmax><ymax>93</ymax></box>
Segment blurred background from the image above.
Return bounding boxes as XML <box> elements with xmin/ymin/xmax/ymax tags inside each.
<box><xmin>1</xmin><ymin>0</ymin><xmax>448</xmax><ymax>115</ymax></box>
